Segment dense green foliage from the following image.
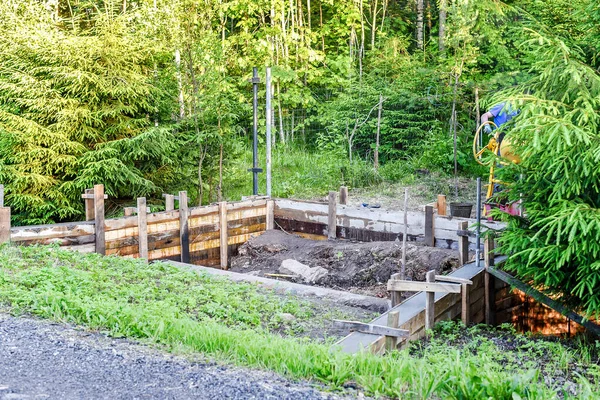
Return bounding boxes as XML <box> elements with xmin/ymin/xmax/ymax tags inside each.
<box><xmin>1</xmin><ymin>245</ymin><xmax>598</xmax><ymax>398</ymax></box>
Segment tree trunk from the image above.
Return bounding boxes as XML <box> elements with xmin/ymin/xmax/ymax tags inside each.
<box><xmin>439</xmin><ymin>0</ymin><xmax>447</xmax><ymax>54</ymax></box>
<box><xmin>277</xmin><ymin>81</ymin><xmax>285</xmax><ymax>143</ymax></box>
<box><xmin>416</xmin><ymin>0</ymin><xmax>424</xmax><ymax>51</ymax></box>
<box><xmin>175</xmin><ymin>49</ymin><xmax>185</xmax><ymax>119</ymax></box>
<box><xmin>371</xmin><ymin>0</ymin><xmax>378</xmax><ymax>49</ymax></box>
<box><xmin>374</xmin><ymin>94</ymin><xmax>383</xmax><ymax>170</ymax></box>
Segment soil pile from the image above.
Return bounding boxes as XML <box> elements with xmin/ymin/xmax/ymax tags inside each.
<box><xmin>230</xmin><ymin>230</ymin><xmax>460</xmax><ymax>297</ymax></box>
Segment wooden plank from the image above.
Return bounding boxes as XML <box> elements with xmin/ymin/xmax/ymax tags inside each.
<box><xmin>11</xmin><ymin>222</ymin><xmax>95</xmax><ymax>242</ymax></box>
<box><xmin>17</xmin><ymin>234</ymin><xmax>95</xmax><ymax>247</ymax></box>
<box><xmin>461</xmin><ymin>283</ymin><xmax>470</xmax><ymax>325</ymax></box>
<box><xmin>179</xmin><ymin>191</ymin><xmax>190</xmax><ymax>263</ymax></box>
<box><xmin>219</xmin><ymin>201</ymin><xmax>228</xmax><ymax>269</ymax></box>
<box><xmin>339</xmin><ymin>186</ymin><xmax>348</xmax><ymax>205</ymax></box>
<box><xmin>485</xmin><ymin>270</ymin><xmax>496</xmax><ymax>325</ymax></box>
<box><xmin>148</xmin><ymin>245</ymin><xmax>181</xmax><ymax>261</ymax></box>
<box><xmin>437</xmin><ymin>195</ymin><xmax>447</xmax><ymax>216</ymax></box>
<box><xmin>487</xmin><ymin>267</ymin><xmax>600</xmax><ymax>336</ymax></box>
<box><xmin>189</xmin><ymin>205</ymin><xmax>220</xmax><ymax>218</ymax></box>
<box><xmin>266</xmin><ymin>200</ymin><xmax>274</xmax><ymax>230</ymax></box>
<box><xmin>227</xmin><ymin>199</ymin><xmax>267</xmax><ymax>211</ymax></box>
<box><xmin>165</xmin><ymin>194</ymin><xmax>175</xmax><ymax>211</ymax></box>
<box><xmin>385</xmin><ymin>311</ymin><xmax>400</xmax><ymax>351</ymax></box>
<box><xmin>485</xmin><ymin>235</ymin><xmax>495</xmax><ymax>268</ymax></box>
<box><xmin>0</xmin><ymin>207</ymin><xmax>10</xmax><ymax>244</ymax></box>
<box><xmin>327</xmin><ymin>191</ymin><xmax>337</xmax><ymax>240</ymax></box>
<box><xmin>458</xmin><ymin>221</ymin><xmax>469</xmax><ymax>266</ymax></box>
<box><xmin>137</xmin><ymin>197</ymin><xmax>148</xmax><ymax>261</ymax></box>
<box><xmin>425</xmin><ymin>270</ymin><xmax>435</xmax><ymax>332</ymax></box>
<box><xmin>424</xmin><ymin>206</ymin><xmax>434</xmax><ymax>247</ymax></box>
<box><xmin>333</xmin><ymin>320</ymin><xmax>409</xmax><ymax>338</ymax></box>
<box><xmin>435</xmin><ymin>275</ymin><xmax>472</xmax><ymax>285</ymax></box>
<box><xmin>84</xmin><ymin>188</ymin><xmax>94</xmax><ymax>221</ymax></box>
<box><xmin>188</xmin><ymin>213</ymin><xmax>219</xmax><ymax>229</ymax></box>
<box><xmin>94</xmin><ymin>184</ymin><xmax>105</xmax><ymax>255</ymax></box>
<box><xmin>387</xmin><ymin>280</ymin><xmax>461</xmax><ymax>293</ymax></box>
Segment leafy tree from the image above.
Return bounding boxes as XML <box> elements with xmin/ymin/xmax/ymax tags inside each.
<box><xmin>494</xmin><ymin>30</ymin><xmax>600</xmax><ymax>317</ymax></box>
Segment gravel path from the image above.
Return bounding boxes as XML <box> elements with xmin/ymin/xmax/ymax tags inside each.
<box><xmin>0</xmin><ymin>314</ymin><xmax>353</xmax><ymax>400</ymax></box>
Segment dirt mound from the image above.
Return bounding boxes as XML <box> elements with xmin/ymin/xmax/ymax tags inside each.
<box><xmin>230</xmin><ymin>230</ymin><xmax>460</xmax><ymax>297</ymax></box>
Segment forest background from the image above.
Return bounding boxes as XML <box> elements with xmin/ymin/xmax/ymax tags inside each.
<box><xmin>0</xmin><ymin>0</ymin><xmax>599</xmax><ymax>317</ymax></box>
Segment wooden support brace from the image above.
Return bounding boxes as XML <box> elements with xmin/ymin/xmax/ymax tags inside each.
<box><xmin>424</xmin><ymin>205</ymin><xmax>434</xmax><ymax>247</ymax></box>
<box><xmin>385</xmin><ymin>311</ymin><xmax>400</xmax><ymax>352</ymax></box>
<box><xmin>137</xmin><ymin>197</ymin><xmax>148</xmax><ymax>261</ymax></box>
<box><xmin>327</xmin><ymin>191</ymin><xmax>337</xmax><ymax>240</ymax></box>
<box><xmin>387</xmin><ymin>280</ymin><xmax>461</xmax><ymax>293</ymax></box>
<box><xmin>333</xmin><ymin>320</ymin><xmax>409</xmax><ymax>338</ymax></box>
<box><xmin>484</xmin><ymin>234</ymin><xmax>495</xmax><ymax>268</ymax></box>
<box><xmin>84</xmin><ymin>189</ymin><xmax>95</xmax><ymax>221</ymax></box>
<box><xmin>0</xmin><ymin>206</ymin><xmax>10</xmax><ymax>244</ymax></box>
<box><xmin>266</xmin><ymin>199</ymin><xmax>274</xmax><ymax>230</ymax></box>
<box><xmin>82</xmin><ymin>194</ymin><xmax>108</xmax><ymax>200</ymax></box>
<box><xmin>339</xmin><ymin>186</ymin><xmax>348</xmax><ymax>205</ymax></box>
<box><xmin>425</xmin><ymin>270</ymin><xmax>435</xmax><ymax>333</ymax></box>
<box><xmin>219</xmin><ymin>201</ymin><xmax>228</xmax><ymax>269</ymax></box>
<box><xmin>458</xmin><ymin>221</ymin><xmax>469</xmax><ymax>266</ymax></box>
<box><xmin>94</xmin><ymin>184</ymin><xmax>105</xmax><ymax>255</ymax></box>
<box><xmin>390</xmin><ymin>273</ymin><xmax>402</xmax><ymax>307</ymax></box>
<box><xmin>461</xmin><ymin>282</ymin><xmax>470</xmax><ymax>326</ymax></box>
<box><xmin>437</xmin><ymin>195</ymin><xmax>447</xmax><ymax>216</ymax></box>
<box><xmin>179</xmin><ymin>191</ymin><xmax>190</xmax><ymax>263</ymax></box>
<box><xmin>162</xmin><ymin>194</ymin><xmax>175</xmax><ymax>211</ymax></box>
<box><xmin>435</xmin><ymin>275</ymin><xmax>472</xmax><ymax>285</ymax></box>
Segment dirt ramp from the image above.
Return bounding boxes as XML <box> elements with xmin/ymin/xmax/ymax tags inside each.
<box><xmin>231</xmin><ymin>230</ymin><xmax>459</xmax><ymax>297</ymax></box>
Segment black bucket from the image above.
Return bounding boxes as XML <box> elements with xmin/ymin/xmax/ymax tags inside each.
<box><xmin>449</xmin><ymin>202</ymin><xmax>473</xmax><ymax>218</ymax></box>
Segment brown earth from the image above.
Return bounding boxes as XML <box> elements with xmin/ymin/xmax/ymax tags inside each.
<box><xmin>230</xmin><ymin>230</ymin><xmax>460</xmax><ymax>298</ymax></box>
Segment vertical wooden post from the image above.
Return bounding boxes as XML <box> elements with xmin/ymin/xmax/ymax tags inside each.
<box><xmin>219</xmin><ymin>201</ymin><xmax>228</xmax><ymax>269</ymax></box>
<box><xmin>390</xmin><ymin>273</ymin><xmax>402</xmax><ymax>307</ymax></box>
<box><xmin>0</xmin><ymin>206</ymin><xmax>10</xmax><ymax>244</ymax></box>
<box><xmin>137</xmin><ymin>197</ymin><xmax>148</xmax><ymax>261</ymax></box>
<box><xmin>94</xmin><ymin>184</ymin><xmax>105</xmax><ymax>255</ymax></box>
<box><xmin>266</xmin><ymin>199</ymin><xmax>274</xmax><ymax>230</ymax></box>
<box><xmin>179</xmin><ymin>191</ymin><xmax>190</xmax><ymax>263</ymax></box>
<box><xmin>339</xmin><ymin>186</ymin><xmax>348</xmax><ymax>205</ymax></box>
<box><xmin>437</xmin><ymin>195</ymin><xmax>447</xmax><ymax>216</ymax></box>
<box><xmin>484</xmin><ymin>271</ymin><xmax>496</xmax><ymax>325</ymax></box>
<box><xmin>425</xmin><ymin>270</ymin><xmax>435</xmax><ymax>333</ymax></box>
<box><xmin>424</xmin><ymin>205</ymin><xmax>434</xmax><ymax>247</ymax></box>
<box><xmin>84</xmin><ymin>188</ymin><xmax>95</xmax><ymax>221</ymax></box>
<box><xmin>124</xmin><ymin>207</ymin><xmax>136</xmax><ymax>217</ymax></box>
<box><xmin>0</xmin><ymin>184</ymin><xmax>4</xmax><ymax>207</ymax></box>
<box><xmin>385</xmin><ymin>311</ymin><xmax>400</xmax><ymax>352</ymax></box>
<box><xmin>461</xmin><ymin>282</ymin><xmax>470</xmax><ymax>325</ymax></box>
<box><xmin>458</xmin><ymin>221</ymin><xmax>469</xmax><ymax>266</ymax></box>
<box><xmin>484</xmin><ymin>234</ymin><xmax>495</xmax><ymax>268</ymax></box>
<box><xmin>165</xmin><ymin>194</ymin><xmax>175</xmax><ymax>212</ymax></box>
<box><xmin>328</xmin><ymin>191</ymin><xmax>337</xmax><ymax>240</ymax></box>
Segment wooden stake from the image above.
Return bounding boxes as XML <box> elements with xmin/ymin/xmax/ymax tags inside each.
<box><xmin>458</xmin><ymin>221</ymin><xmax>469</xmax><ymax>266</ymax></box>
<box><xmin>390</xmin><ymin>273</ymin><xmax>402</xmax><ymax>307</ymax></box>
<box><xmin>385</xmin><ymin>311</ymin><xmax>400</xmax><ymax>351</ymax></box>
<box><xmin>94</xmin><ymin>184</ymin><xmax>105</xmax><ymax>255</ymax></box>
<box><xmin>165</xmin><ymin>194</ymin><xmax>175</xmax><ymax>212</ymax></box>
<box><xmin>437</xmin><ymin>194</ymin><xmax>447</xmax><ymax>216</ymax></box>
<box><xmin>0</xmin><ymin>206</ymin><xmax>10</xmax><ymax>244</ymax></box>
<box><xmin>328</xmin><ymin>191</ymin><xmax>337</xmax><ymax>240</ymax></box>
<box><xmin>219</xmin><ymin>201</ymin><xmax>228</xmax><ymax>269</ymax></box>
<box><xmin>339</xmin><ymin>186</ymin><xmax>348</xmax><ymax>205</ymax></box>
<box><xmin>424</xmin><ymin>205</ymin><xmax>434</xmax><ymax>247</ymax></box>
<box><xmin>461</xmin><ymin>282</ymin><xmax>470</xmax><ymax>325</ymax></box>
<box><xmin>179</xmin><ymin>191</ymin><xmax>190</xmax><ymax>263</ymax></box>
<box><xmin>401</xmin><ymin>188</ymin><xmax>408</xmax><ymax>279</ymax></box>
<box><xmin>124</xmin><ymin>207</ymin><xmax>136</xmax><ymax>217</ymax></box>
<box><xmin>137</xmin><ymin>197</ymin><xmax>148</xmax><ymax>261</ymax></box>
<box><xmin>425</xmin><ymin>270</ymin><xmax>435</xmax><ymax>333</ymax></box>
<box><xmin>84</xmin><ymin>188</ymin><xmax>95</xmax><ymax>221</ymax></box>
<box><xmin>266</xmin><ymin>199</ymin><xmax>274</xmax><ymax>230</ymax></box>
<box><xmin>484</xmin><ymin>234</ymin><xmax>495</xmax><ymax>268</ymax></box>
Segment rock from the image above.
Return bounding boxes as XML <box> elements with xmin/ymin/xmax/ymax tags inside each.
<box><xmin>263</xmin><ymin>243</ymin><xmax>287</xmax><ymax>253</ymax></box>
<box><xmin>279</xmin><ymin>259</ymin><xmax>328</xmax><ymax>283</ymax></box>
<box><xmin>278</xmin><ymin>313</ymin><xmax>296</xmax><ymax>323</ymax></box>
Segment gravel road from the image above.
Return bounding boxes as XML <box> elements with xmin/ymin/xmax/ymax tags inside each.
<box><xmin>0</xmin><ymin>314</ymin><xmax>354</xmax><ymax>400</ymax></box>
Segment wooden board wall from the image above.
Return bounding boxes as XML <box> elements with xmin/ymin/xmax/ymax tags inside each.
<box><xmin>274</xmin><ymin>199</ymin><xmax>504</xmax><ymax>249</ymax></box>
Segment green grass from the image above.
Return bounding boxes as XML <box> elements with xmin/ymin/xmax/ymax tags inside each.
<box><xmin>0</xmin><ymin>245</ymin><xmax>597</xmax><ymax>399</ymax></box>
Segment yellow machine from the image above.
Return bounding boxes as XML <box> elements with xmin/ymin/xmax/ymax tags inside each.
<box><xmin>473</xmin><ymin>121</ymin><xmax>521</xmax><ymax>200</ymax></box>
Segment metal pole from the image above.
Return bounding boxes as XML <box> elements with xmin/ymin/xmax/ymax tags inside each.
<box><xmin>248</xmin><ymin>67</ymin><xmax>262</xmax><ymax>196</ymax></box>
<box><xmin>476</xmin><ymin>177</ymin><xmax>482</xmax><ymax>268</ymax></box>
<box><xmin>266</xmin><ymin>67</ymin><xmax>272</xmax><ymax>197</ymax></box>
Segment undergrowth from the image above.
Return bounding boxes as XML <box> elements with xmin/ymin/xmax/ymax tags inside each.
<box><xmin>0</xmin><ymin>245</ymin><xmax>597</xmax><ymax>399</ymax></box>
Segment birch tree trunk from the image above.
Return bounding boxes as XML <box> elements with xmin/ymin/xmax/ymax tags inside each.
<box><xmin>439</xmin><ymin>0</ymin><xmax>447</xmax><ymax>54</ymax></box>
<box><xmin>416</xmin><ymin>0</ymin><xmax>424</xmax><ymax>51</ymax></box>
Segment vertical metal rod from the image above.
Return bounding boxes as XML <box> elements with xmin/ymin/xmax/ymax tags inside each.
<box><xmin>476</xmin><ymin>177</ymin><xmax>482</xmax><ymax>268</ymax></box>
<box><xmin>252</xmin><ymin>67</ymin><xmax>259</xmax><ymax>195</ymax></box>
<box><xmin>266</xmin><ymin>67</ymin><xmax>272</xmax><ymax>197</ymax></box>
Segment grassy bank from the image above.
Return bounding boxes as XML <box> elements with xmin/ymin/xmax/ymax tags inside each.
<box><xmin>0</xmin><ymin>245</ymin><xmax>597</xmax><ymax>399</ymax></box>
